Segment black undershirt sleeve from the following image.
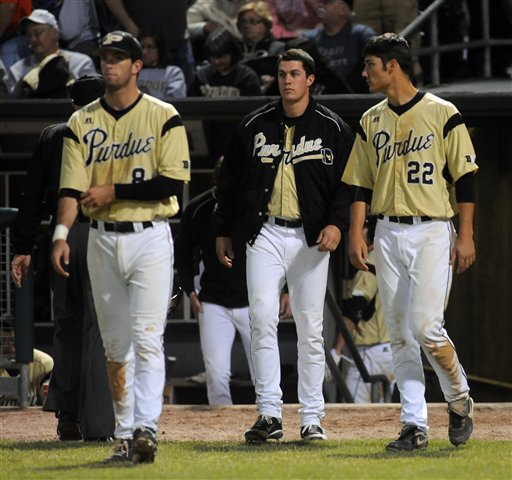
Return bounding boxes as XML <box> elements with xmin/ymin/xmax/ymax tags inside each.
<box><xmin>59</xmin><ymin>188</ymin><xmax>82</xmax><ymax>200</ymax></box>
<box><xmin>455</xmin><ymin>172</ymin><xmax>476</xmax><ymax>202</ymax></box>
<box><xmin>352</xmin><ymin>186</ymin><xmax>373</xmax><ymax>204</ymax></box>
<box><xmin>115</xmin><ymin>176</ymin><xmax>183</xmax><ymax>201</ymax></box>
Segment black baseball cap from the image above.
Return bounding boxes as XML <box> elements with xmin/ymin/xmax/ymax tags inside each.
<box><xmin>68</xmin><ymin>74</ymin><xmax>105</xmax><ymax>106</ymax></box>
<box><xmin>98</xmin><ymin>30</ymin><xmax>143</xmax><ymax>61</ymax></box>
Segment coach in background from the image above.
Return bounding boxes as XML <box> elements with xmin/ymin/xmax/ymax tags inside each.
<box><xmin>214</xmin><ymin>49</ymin><xmax>353</xmax><ymax>443</ymax></box>
<box><xmin>51</xmin><ymin>31</ymin><xmax>190</xmax><ymax>464</ymax></box>
<box><xmin>11</xmin><ymin>74</ymin><xmax>114</xmax><ymax>441</ymax></box>
<box><xmin>343</xmin><ymin>33</ymin><xmax>477</xmax><ymax>451</ymax></box>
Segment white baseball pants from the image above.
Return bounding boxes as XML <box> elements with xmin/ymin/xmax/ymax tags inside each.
<box><xmin>198</xmin><ymin>302</ymin><xmax>254</xmax><ymax>405</ymax></box>
<box><xmin>344</xmin><ymin>343</ymin><xmax>395</xmax><ymax>403</ymax></box>
<box><xmin>87</xmin><ymin>221</ymin><xmax>172</xmax><ymax>440</ymax></box>
<box><xmin>246</xmin><ymin>223</ymin><xmax>330</xmax><ymax>426</ymax></box>
<box><xmin>374</xmin><ymin>218</ymin><xmax>470</xmax><ymax>429</ymax></box>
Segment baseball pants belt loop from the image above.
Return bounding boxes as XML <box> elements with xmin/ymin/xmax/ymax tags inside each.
<box><xmin>265</xmin><ymin>215</ymin><xmax>303</xmax><ymax>228</ymax></box>
<box><xmin>377</xmin><ymin>214</ymin><xmax>432</xmax><ymax>225</ymax></box>
<box><xmin>90</xmin><ymin>219</ymin><xmax>154</xmax><ymax>233</ymax></box>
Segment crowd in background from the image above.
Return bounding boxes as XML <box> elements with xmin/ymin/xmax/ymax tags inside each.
<box><xmin>1</xmin><ymin>0</ymin><xmax>510</xmax><ymax>101</ymax></box>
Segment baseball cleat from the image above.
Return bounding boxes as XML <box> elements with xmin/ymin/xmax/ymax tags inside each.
<box><xmin>386</xmin><ymin>425</ymin><xmax>428</xmax><ymax>452</ymax></box>
<box><xmin>245</xmin><ymin>415</ymin><xmax>283</xmax><ymax>443</ymax></box>
<box><xmin>448</xmin><ymin>396</ymin><xmax>474</xmax><ymax>446</ymax></box>
<box><xmin>104</xmin><ymin>438</ymin><xmax>132</xmax><ymax>463</ymax></box>
<box><xmin>131</xmin><ymin>427</ymin><xmax>157</xmax><ymax>464</ymax></box>
<box><xmin>300</xmin><ymin>424</ymin><xmax>327</xmax><ymax>442</ymax></box>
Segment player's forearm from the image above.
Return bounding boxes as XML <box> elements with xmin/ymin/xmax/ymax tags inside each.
<box><xmin>456</xmin><ymin>202</ymin><xmax>475</xmax><ymax>240</ymax></box>
<box><xmin>349</xmin><ymin>201</ymin><xmax>368</xmax><ymax>236</ymax></box>
<box><xmin>55</xmin><ymin>196</ymin><xmax>80</xmax><ymax>229</ymax></box>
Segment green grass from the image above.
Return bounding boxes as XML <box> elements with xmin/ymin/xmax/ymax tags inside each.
<box><xmin>1</xmin><ymin>440</ymin><xmax>511</xmax><ymax>480</ymax></box>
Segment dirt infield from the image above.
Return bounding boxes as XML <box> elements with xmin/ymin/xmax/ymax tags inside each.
<box><xmin>1</xmin><ymin>403</ymin><xmax>510</xmax><ymax>442</ymax></box>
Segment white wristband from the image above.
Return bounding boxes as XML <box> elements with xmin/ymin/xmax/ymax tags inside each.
<box><xmin>52</xmin><ymin>224</ymin><xmax>69</xmax><ymax>242</ymax></box>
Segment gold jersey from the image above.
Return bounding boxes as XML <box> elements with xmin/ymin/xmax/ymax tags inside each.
<box><xmin>60</xmin><ymin>94</ymin><xmax>191</xmax><ymax>222</ymax></box>
<box><xmin>342</xmin><ymin>92</ymin><xmax>478</xmax><ymax>218</ymax></box>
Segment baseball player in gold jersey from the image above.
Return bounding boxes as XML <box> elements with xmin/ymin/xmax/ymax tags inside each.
<box><xmin>51</xmin><ymin>31</ymin><xmax>190</xmax><ymax>464</ymax></box>
<box><xmin>342</xmin><ymin>33</ymin><xmax>478</xmax><ymax>452</ymax></box>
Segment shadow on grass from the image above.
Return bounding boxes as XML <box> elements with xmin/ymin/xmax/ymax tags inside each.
<box><xmin>193</xmin><ymin>440</ymin><xmax>342</xmax><ymax>453</ymax></box>
<box><xmin>0</xmin><ymin>441</ymin><xmax>88</xmax><ymax>451</ymax></box>
<box><xmin>328</xmin><ymin>445</ymin><xmax>462</xmax><ymax>460</ymax></box>
<box><xmin>191</xmin><ymin>440</ymin><xmax>463</xmax><ymax>459</ymax></box>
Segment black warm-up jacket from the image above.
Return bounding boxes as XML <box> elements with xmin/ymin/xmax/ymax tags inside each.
<box><xmin>213</xmin><ymin>97</ymin><xmax>354</xmax><ymax>247</ymax></box>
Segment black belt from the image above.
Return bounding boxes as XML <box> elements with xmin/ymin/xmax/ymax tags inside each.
<box><xmin>377</xmin><ymin>214</ymin><xmax>432</xmax><ymax>225</ymax></box>
<box><xmin>90</xmin><ymin>219</ymin><xmax>153</xmax><ymax>233</ymax></box>
<box><xmin>267</xmin><ymin>216</ymin><xmax>302</xmax><ymax>228</ymax></box>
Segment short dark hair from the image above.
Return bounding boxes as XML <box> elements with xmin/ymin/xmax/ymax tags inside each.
<box><xmin>204</xmin><ymin>28</ymin><xmax>242</xmax><ymax>63</ymax></box>
<box><xmin>138</xmin><ymin>26</ymin><xmax>172</xmax><ymax>67</ymax></box>
<box><xmin>363</xmin><ymin>33</ymin><xmax>414</xmax><ymax>80</ymax></box>
<box><xmin>277</xmin><ymin>48</ymin><xmax>315</xmax><ymax>77</ymax></box>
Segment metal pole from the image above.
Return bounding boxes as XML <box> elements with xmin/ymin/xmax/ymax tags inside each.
<box><xmin>15</xmin><ymin>266</ymin><xmax>34</xmax><ymax>364</ymax></box>
<box><xmin>18</xmin><ymin>363</ymin><xmax>29</xmax><ymax>409</ymax></box>
<box><xmin>482</xmin><ymin>0</ymin><xmax>491</xmax><ymax>77</ymax></box>
<box><xmin>400</xmin><ymin>0</ymin><xmax>447</xmax><ymax>38</ymax></box>
<box><xmin>430</xmin><ymin>9</ymin><xmax>440</xmax><ymax>86</ymax></box>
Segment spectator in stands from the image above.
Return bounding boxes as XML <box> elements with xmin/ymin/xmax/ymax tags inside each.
<box><xmin>267</xmin><ymin>0</ymin><xmax>319</xmax><ymax>40</ymax></box>
<box><xmin>137</xmin><ymin>27</ymin><xmax>186</xmax><ymax>101</ymax></box>
<box><xmin>187</xmin><ymin>0</ymin><xmax>243</xmax><ymax>64</ymax></box>
<box><xmin>55</xmin><ymin>0</ymin><xmax>100</xmax><ymax>58</ymax></box>
<box><xmin>352</xmin><ymin>0</ymin><xmax>422</xmax><ymax>83</ymax></box>
<box><xmin>104</xmin><ymin>0</ymin><xmax>193</xmax><ymax>83</ymax></box>
<box><xmin>303</xmin><ymin>0</ymin><xmax>376</xmax><ymax>93</ymax></box>
<box><xmin>267</xmin><ymin>0</ymin><xmax>320</xmax><ymax>39</ymax></box>
<box><xmin>188</xmin><ymin>28</ymin><xmax>261</xmax><ymax>163</ymax></box>
<box><xmin>0</xmin><ymin>0</ymin><xmax>30</xmax><ymax>70</ymax></box>
<box><xmin>0</xmin><ymin>314</ymin><xmax>54</xmax><ymax>407</ymax></box>
<box><xmin>189</xmin><ymin>28</ymin><xmax>261</xmax><ymax>97</ymax></box>
<box><xmin>237</xmin><ymin>1</ymin><xmax>285</xmax><ymax>92</ymax></box>
<box><xmin>324</xmin><ymin>216</ymin><xmax>395</xmax><ymax>403</ymax></box>
<box><xmin>6</xmin><ymin>9</ymin><xmax>97</xmax><ymax>97</ymax></box>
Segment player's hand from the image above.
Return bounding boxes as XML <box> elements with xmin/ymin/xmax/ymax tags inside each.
<box><xmin>80</xmin><ymin>185</ymin><xmax>116</xmax><ymax>208</ymax></box>
<box><xmin>316</xmin><ymin>225</ymin><xmax>341</xmax><ymax>252</ymax></box>
<box><xmin>279</xmin><ymin>292</ymin><xmax>293</xmax><ymax>319</ymax></box>
<box><xmin>11</xmin><ymin>254</ymin><xmax>31</xmax><ymax>288</ymax></box>
<box><xmin>189</xmin><ymin>292</ymin><xmax>203</xmax><ymax>319</ymax></box>
<box><xmin>51</xmin><ymin>240</ymin><xmax>70</xmax><ymax>277</ymax></box>
<box><xmin>451</xmin><ymin>234</ymin><xmax>476</xmax><ymax>274</ymax></box>
<box><xmin>348</xmin><ymin>230</ymin><xmax>369</xmax><ymax>271</ymax></box>
<box><xmin>216</xmin><ymin>236</ymin><xmax>234</xmax><ymax>268</ymax></box>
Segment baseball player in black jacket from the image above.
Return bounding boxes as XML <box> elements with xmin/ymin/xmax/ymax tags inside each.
<box><xmin>214</xmin><ymin>48</ymin><xmax>353</xmax><ymax>443</ymax></box>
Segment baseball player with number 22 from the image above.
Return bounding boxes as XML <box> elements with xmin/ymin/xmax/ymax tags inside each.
<box><xmin>342</xmin><ymin>33</ymin><xmax>478</xmax><ymax>452</ymax></box>
<box><xmin>51</xmin><ymin>31</ymin><xmax>190</xmax><ymax>464</ymax></box>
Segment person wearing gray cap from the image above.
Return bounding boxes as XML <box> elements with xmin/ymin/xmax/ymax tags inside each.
<box><xmin>6</xmin><ymin>9</ymin><xmax>96</xmax><ymax>97</ymax></box>
<box><xmin>11</xmin><ymin>74</ymin><xmax>115</xmax><ymax>442</ymax></box>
